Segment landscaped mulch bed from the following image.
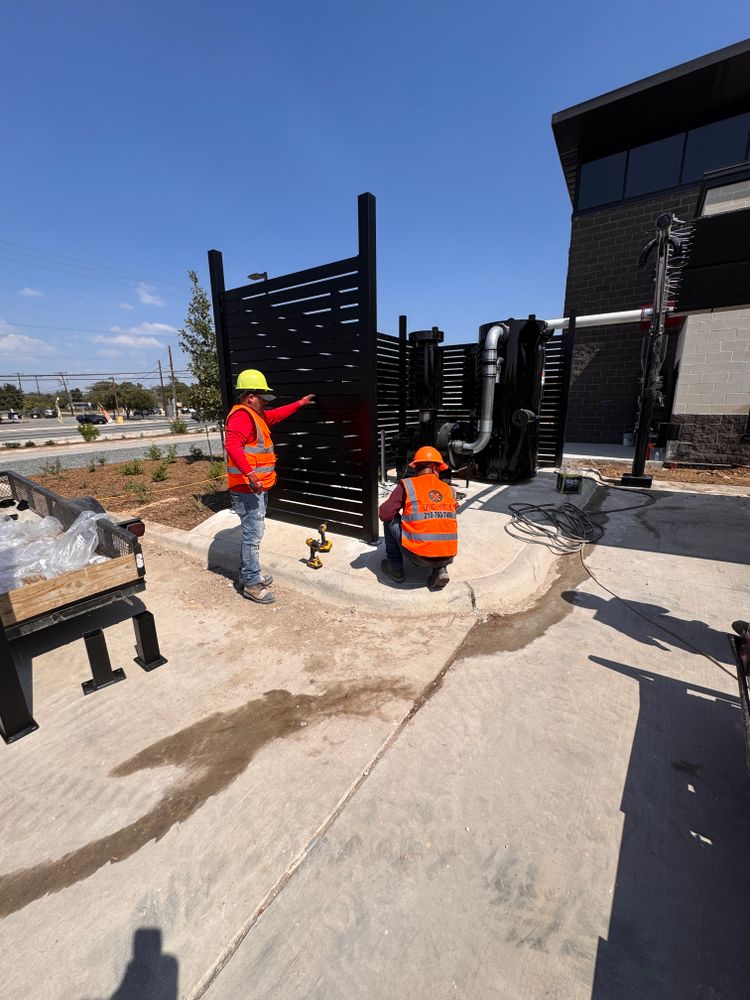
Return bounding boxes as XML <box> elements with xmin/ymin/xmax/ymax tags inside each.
<box><xmin>563</xmin><ymin>459</ymin><xmax>750</xmax><ymax>488</ymax></box>
<box><xmin>33</xmin><ymin>454</ymin><xmax>231</xmax><ymax>531</ymax></box>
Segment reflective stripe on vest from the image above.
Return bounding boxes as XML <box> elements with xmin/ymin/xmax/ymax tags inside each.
<box><xmin>400</xmin><ymin>473</ymin><xmax>458</xmax><ymax>558</ymax></box>
<box><xmin>225</xmin><ymin>404</ymin><xmax>278</xmax><ymax>491</ymax></box>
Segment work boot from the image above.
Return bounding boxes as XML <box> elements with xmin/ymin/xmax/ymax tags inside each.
<box><xmin>427</xmin><ymin>566</ymin><xmax>450</xmax><ymax>590</ymax></box>
<box><xmin>260</xmin><ymin>572</ymin><xmax>273</xmax><ymax>586</ymax></box>
<box><xmin>240</xmin><ymin>583</ymin><xmax>276</xmax><ymax>605</ymax></box>
<box><xmin>381</xmin><ymin>559</ymin><xmax>405</xmax><ymax>583</ymax></box>
<box><xmin>732</xmin><ymin>620</ymin><xmax>749</xmax><ymax>639</ymax></box>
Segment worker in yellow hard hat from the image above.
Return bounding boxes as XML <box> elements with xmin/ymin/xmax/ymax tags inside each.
<box><xmin>378</xmin><ymin>445</ymin><xmax>459</xmax><ymax>590</ymax></box>
<box><xmin>226</xmin><ymin>369</ymin><xmax>315</xmax><ymax>604</ymax></box>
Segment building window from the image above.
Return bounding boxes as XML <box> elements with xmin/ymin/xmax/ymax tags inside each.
<box><xmin>702</xmin><ymin>177</ymin><xmax>750</xmax><ymax>216</ymax></box>
<box><xmin>577</xmin><ymin>151</ymin><xmax>627</xmax><ymax>210</ymax></box>
<box><xmin>682</xmin><ymin>113</ymin><xmax>750</xmax><ymax>184</ymax></box>
<box><xmin>625</xmin><ymin>134</ymin><xmax>685</xmax><ymax>198</ymax></box>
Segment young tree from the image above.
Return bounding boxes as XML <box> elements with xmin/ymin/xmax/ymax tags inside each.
<box><xmin>179</xmin><ymin>271</ymin><xmax>223</xmax><ymax>424</ymax></box>
<box><xmin>87</xmin><ymin>380</ymin><xmax>118</xmax><ymax>410</ymax></box>
<box><xmin>0</xmin><ymin>383</ymin><xmax>24</xmax><ymax>411</ymax></box>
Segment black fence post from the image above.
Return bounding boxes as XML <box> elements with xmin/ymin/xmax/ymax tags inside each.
<box><xmin>81</xmin><ymin>629</ymin><xmax>126</xmax><ymax>695</ymax></box>
<box><xmin>132</xmin><ymin>611</ymin><xmax>168</xmax><ymax>671</ymax></box>
<box><xmin>208</xmin><ymin>250</ymin><xmax>232</xmax><ymax>413</ymax></box>
<box><xmin>555</xmin><ymin>315</ymin><xmax>576</xmax><ymax>467</ymax></box>
<box><xmin>398</xmin><ymin>315</ymin><xmax>407</xmax><ymax>437</ymax></box>
<box><xmin>358</xmin><ymin>192</ymin><xmax>379</xmax><ymax>542</ymax></box>
<box><xmin>0</xmin><ymin>628</ymin><xmax>38</xmax><ymax>744</ymax></box>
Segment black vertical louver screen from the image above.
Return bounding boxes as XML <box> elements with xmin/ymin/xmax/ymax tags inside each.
<box><xmin>209</xmin><ymin>194</ymin><xmax>379</xmax><ymax>541</ymax></box>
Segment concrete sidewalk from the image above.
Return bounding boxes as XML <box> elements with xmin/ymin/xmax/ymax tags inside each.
<box><xmin>147</xmin><ymin>471</ymin><xmax>596</xmax><ymax>616</ymax></box>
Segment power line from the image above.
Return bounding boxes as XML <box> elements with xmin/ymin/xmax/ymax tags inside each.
<box><xmin>3</xmin><ymin>321</ymin><xmax>181</xmax><ymax>336</ymax></box>
<box><xmin>0</xmin><ymin>238</ymin><xmax>188</xmax><ymax>292</ymax></box>
<box><xmin>0</xmin><ymin>251</ymin><xmax>188</xmax><ymax>295</ymax></box>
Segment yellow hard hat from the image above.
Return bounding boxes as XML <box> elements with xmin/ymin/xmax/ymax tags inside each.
<box><xmin>409</xmin><ymin>446</ymin><xmax>448</xmax><ymax>471</ymax></box>
<box><xmin>236</xmin><ymin>369</ymin><xmax>274</xmax><ymax>395</ymax></box>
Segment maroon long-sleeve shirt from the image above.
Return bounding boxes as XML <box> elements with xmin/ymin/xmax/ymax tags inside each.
<box><xmin>225</xmin><ymin>400</ymin><xmax>306</xmax><ymax>493</ymax></box>
<box><xmin>379</xmin><ymin>481</ymin><xmax>407</xmax><ymax>521</ymax></box>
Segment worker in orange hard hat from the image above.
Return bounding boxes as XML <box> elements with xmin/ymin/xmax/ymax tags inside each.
<box><xmin>378</xmin><ymin>445</ymin><xmax>458</xmax><ymax>590</ymax></box>
<box><xmin>226</xmin><ymin>368</ymin><xmax>315</xmax><ymax>604</ymax></box>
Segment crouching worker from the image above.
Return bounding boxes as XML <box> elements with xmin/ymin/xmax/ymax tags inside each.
<box><xmin>379</xmin><ymin>446</ymin><xmax>458</xmax><ymax>590</ymax></box>
<box><xmin>226</xmin><ymin>369</ymin><xmax>315</xmax><ymax>605</ymax></box>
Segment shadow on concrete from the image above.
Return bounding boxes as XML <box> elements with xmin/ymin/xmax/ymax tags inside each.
<box><xmin>589</xmin><ymin>656</ymin><xmax>750</xmax><ymax>999</ymax></box>
<box><xmin>12</xmin><ymin>595</ymin><xmax>147</xmax><ymax>715</ymax></box>
<box><xmin>561</xmin><ymin>590</ymin><xmax>732</xmax><ymax>663</ymax></box>
<box><xmin>589</xmin><ymin>488</ymin><xmax>750</xmax><ymax>565</ymax></box>
<box><xmin>348</xmin><ymin>546</ymin><xmax>434</xmax><ymax>591</ymax></box>
<box><xmin>105</xmin><ymin>928</ymin><xmax>178</xmax><ymax>1000</ymax></box>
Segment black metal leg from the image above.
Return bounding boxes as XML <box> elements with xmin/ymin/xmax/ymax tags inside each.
<box><xmin>81</xmin><ymin>628</ymin><xmax>126</xmax><ymax>695</ymax></box>
<box><xmin>0</xmin><ymin>628</ymin><xmax>38</xmax><ymax>744</ymax></box>
<box><xmin>132</xmin><ymin>611</ymin><xmax>168</xmax><ymax>671</ymax></box>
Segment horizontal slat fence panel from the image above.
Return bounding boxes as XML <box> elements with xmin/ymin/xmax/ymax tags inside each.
<box><xmin>209</xmin><ymin>194</ymin><xmax>378</xmax><ymax>541</ymax></box>
<box><xmin>538</xmin><ymin>334</ymin><xmax>565</xmax><ymax>467</ymax></box>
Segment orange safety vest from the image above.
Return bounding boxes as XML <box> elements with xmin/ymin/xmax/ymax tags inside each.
<box><xmin>401</xmin><ymin>473</ymin><xmax>458</xmax><ymax>558</ymax></box>
<box><xmin>225</xmin><ymin>404</ymin><xmax>277</xmax><ymax>491</ymax></box>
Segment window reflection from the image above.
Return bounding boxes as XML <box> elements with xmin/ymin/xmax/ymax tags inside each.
<box><xmin>625</xmin><ymin>134</ymin><xmax>684</xmax><ymax>198</ymax></box>
<box><xmin>682</xmin><ymin>113</ymin><xmax>750</xmax><ymax>183</ymax></box>
<box><xmin>574</xmin><ymin>111</ymin><xmax>750</xmax><ymax>211</ymax></box>
<box><xmin>577</xmin><ymin>151</ymin><xmax>627</xmax><ymax>210</ymax></box>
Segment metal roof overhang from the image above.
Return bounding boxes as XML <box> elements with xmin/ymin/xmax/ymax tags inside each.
<box><xmin>552</xmin><ymin>38</ymin><xmax>750</xmax><ymax>204</ymax></box>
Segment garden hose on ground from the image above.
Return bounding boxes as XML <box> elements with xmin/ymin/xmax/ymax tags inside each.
<box><xmin>506</xmin><ymin>470</ymin><xmax>733</xmax><ymax>678</ymax></box>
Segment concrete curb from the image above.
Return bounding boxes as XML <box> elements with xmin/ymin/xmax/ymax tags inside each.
<box><xmin>144</xmin><ymin>491</ymin><xmax>591</xmax><ymax>618</ymax></box>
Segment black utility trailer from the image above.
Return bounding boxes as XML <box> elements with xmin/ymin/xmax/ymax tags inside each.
<box><xmin>0</xmin><ymin>471</ymin><xmax>165</xmax><ymax>744</ymax></box>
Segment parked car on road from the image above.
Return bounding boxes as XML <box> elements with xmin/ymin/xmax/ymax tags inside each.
<box><xmin>76</xmin><ymin>413</ymin><xmax>108</xmax><ymax>425</ymax></box>
<box><xmin>43</xmin><ymin>408</ymin><xmax>56</xmax><ymax>418</ymax></box>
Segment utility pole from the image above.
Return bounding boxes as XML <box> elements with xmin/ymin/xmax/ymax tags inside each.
<box><xmin>59</xmin><ymin>373</ymin><xmax>75</xmax><ymax>416</ymax></box>
<box><xmin>16</xmin><ymin>373</ymin><xmax>22</xmax><ymax>391</ymax></box>
<box><xmin>35</xmin><ymin>376</ymin><xmax>40</xmax><ymax>394</ymax></box>
<box><xmin>167</xmin><ymin>346</ymin><xmax>178</xmax><ymax>420</ymax></box>
<box><xmin>157</xmin><ymin>360</ymin><xmax>168</xmax><ymax>417</ymax></box>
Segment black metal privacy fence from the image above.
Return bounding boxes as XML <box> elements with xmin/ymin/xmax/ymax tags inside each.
<box><xmin>374</xmin><ymin>330</ymin><xmax>570</xmax><ymax>469</ymax></box>
<box><xmin>209</xmin><ymin>193</ymin><xmax>379</xmax><ymax>541</ymax></box>
<box><xmin>209</xmin><ymin>192</ymin><xmax>571</xmax><ymax>542</ymax></box>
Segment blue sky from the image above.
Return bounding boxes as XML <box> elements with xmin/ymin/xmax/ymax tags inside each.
<box><xmin>0</xmin><ymin>1</ymin><xmax>747</xmax><ymax>394</ymax></box>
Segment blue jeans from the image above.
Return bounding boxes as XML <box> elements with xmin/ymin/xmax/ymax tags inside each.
<box><xmin>230</xmin><ymin>490</ymin><xmax>268</xmax><ymax>586</ymax></box>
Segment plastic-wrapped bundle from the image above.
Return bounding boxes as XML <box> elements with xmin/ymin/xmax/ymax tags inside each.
<box><xmin>0</xmin><ymin>511</ymin><xmax>108</xmax><ymax>593</ymax></box>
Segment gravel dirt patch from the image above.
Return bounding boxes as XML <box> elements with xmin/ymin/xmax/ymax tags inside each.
<box><xmin>33</xmin><ymin>454</ymin><xmax>231</xmax><ymax>530</ymax></box>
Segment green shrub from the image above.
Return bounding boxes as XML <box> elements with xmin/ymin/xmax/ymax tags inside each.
<box><xmin>124</xmin><ymin>480</ymin><xmax>150</xmax><ymax>503</ymax></box>
<box><xmin>188</xmin><ymin>444</ymin><xmax>204</xmax><ymax>462</ymax></box>
<box><xmin>164</xmin><ymin>444</ymin><xmax>178</xmax><ymax>464</ymax></box>
<box><xmin>24</xmin><ymin>440</ymin><xmax>36</xmax><ymax>448</ymax></box>
<box><xmin>97</xmin><ymin>454</ymin><xmax>107</xmax><ymax>466</ymax></box>
<box><xmin>77</xmin><ymin>423</ymin><xmax>100</xmax><ymax>443</ymax></box>
<box><xmin>87</xmin><ymin>458</ymin><xmax>97</xmax><ymax>472</ymax></box>
<box><xmin>145</xmin><ymin>444</ymin><xmax>162</xmax><ymax>461</ymax></box>
<box><xmin>170</xmin><ymin>418</ymin><xmax>188</xmax><ymax>434</ymax></box>
<box><xmin>44</xmin><ymin>439</ymin><xmax>55</xmax><ymax>446</ymax></box>
<box><xmin>122</xmin><ymin>460</ymin><xmax>143</xmax><ymax>476</ymax></box>
<box><xmin>151</xmin><ymin>461</ymin><xmax>168</xmax><ymax>482</ymax></box>
<box><xmin>40</xmin><ymin>457</ymin><xmax>63</xmax><ymax>475</ymax></box>
<box><xmin>207</xmin><ymin>460</ymin><xmax>224</xmax><ymax>481</ymax></box>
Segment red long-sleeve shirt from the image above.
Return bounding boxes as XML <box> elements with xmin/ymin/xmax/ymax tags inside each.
<box><xmin>225</xmin><ymin>400</ymin><xmax>306</xmax><ymax>492</ymax></box>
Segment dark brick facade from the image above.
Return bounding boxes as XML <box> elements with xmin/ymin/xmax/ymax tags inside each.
<box><xmin>563</xmin><ymin>187</ymin><xmax>702</xmax><ymax>442</ymax></box>
<box><xmin>670</xmin><ymin>414</ymin><xmax>750</xmax><ymax>465</ymax></box>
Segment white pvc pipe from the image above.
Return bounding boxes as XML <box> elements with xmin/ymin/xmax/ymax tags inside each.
<box><xmin>544</xmin><ymin>308</ymin><xmax>658</xmax><ymax>330</ymax></box>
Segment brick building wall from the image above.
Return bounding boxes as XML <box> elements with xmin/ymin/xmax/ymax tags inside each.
<box><xmin>563</xmin><ymin>187</ymin><xmax>702</xmax><ymax>442</ymax></box>
<box><xmin>669</xmin><ymin>309</ymin><xmax>750</xmax><ymax>464</ymax></box>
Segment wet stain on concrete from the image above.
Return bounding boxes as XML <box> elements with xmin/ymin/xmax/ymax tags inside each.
<box><xmin>450</xmin><ymin>550</ymin><xmax>589</xmax><ymax>661</ymax></box>
<box><xmin>0</xmin><ymin>678</ymin><xmax>414</xmax><ymax>919</ymax></box>
<box><xmin>672</xmin><ymin>759</ymin><xmax>703</xmax><ymax>776</ymax></box>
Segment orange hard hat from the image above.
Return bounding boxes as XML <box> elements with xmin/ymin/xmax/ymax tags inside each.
<box><xmin>409</xmin><ymin>446</ymin><xmax>448</xmax><ymax>471</ymax></box>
